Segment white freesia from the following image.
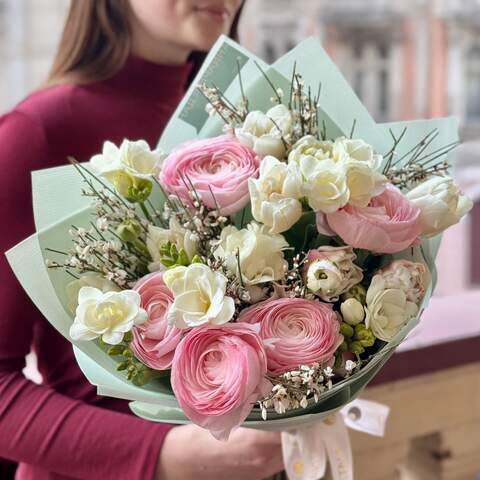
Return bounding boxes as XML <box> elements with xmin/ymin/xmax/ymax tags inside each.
<box><xmin>163</xmin><ymin>263</ymin><xmax>235</xmax><ymax>329</ymax></box>
<box><xmin>213</xmin><ymin>222</ymin><xmax>289</xmax><ymax>285</ymax></box>
<box><xmin>365</xmin><ymin>276</ymin><xmax>418</xmax><ymax>342</ymax></box>
<box><xmin>406</xmin><ymin>175</ymin><xmax>473</xmax><ymax>237</ymax></box>
<box><xmin>334</xmin><ymin>137</ymin><xmax>383</xmax><ymax>170</ymax></box>
<box><xmin>70</xmin><ymin>287</ymin><xmax>147</xmax><ymax>345</ymax></box>
<box><xmin>300</xmin><ymin>156</ymin><xmax>349</xmax><ymax>213</ymax></box>
<box><xmin>331</xmin><ymin>137</ymin><xmax>386</xmax><ymax>207</ymax></box>
<box><xmin>146</xmin><ymin>219</ymin><xmax>198</xmax><ymax>272</ymax></box>
<box><xmin>344</xmin><ymin>160</ymin><xmax>387</xmax><ymax>207</ymax></box>
<box><xmin>65</xmin><ymin>272</ymin><xmax>120</xmax><ymax>313</ymax></box>
<box><xmin>288</xmin><ymin>135</ymin><xmax>337</xmax><ymax>164</ymax></box>
<box><xmin>236</xmin><ymin>104</ymin><xmax>292</xmax><ymax>159</ymax></box>
<box><xmin>248</xmin><ymin>156</ymin><xmax>303</xmax><ymax>233</ymax></box>
<box><xmin>90</xmin><ymin>139</ymin><xmax>164</xmax><ymax>181</ymax></box>
<box><xmin>340</xmin><ymin>298</ymin><xmax>365</xmax><ymax>326</ymax></box>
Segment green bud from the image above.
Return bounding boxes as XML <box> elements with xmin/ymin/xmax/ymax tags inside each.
<box><xmin>191</xmin><ymin>255</ymin><xmax>203</xmax><ymax>264</ymax></box>
<box><xmin>122</xmin><ymin>348</ymin><xmax>133</xmax><ymax>358</ymax></box>
<box><xmin>127</xmin><ymin>178</ymin><xmax>153</xmax><ymax>203</ymax></box>
<box><xmin>350</xmin><ymin>341</ymin><xmax>365</xmax><ymax>355</ymax></box>
<box><xmin>117</xmin><ymin>361</ymin><xmax>129</xmax><ymax>371</ymax></box>
<box><xmin>340</xmin><ymin>322</ymin><xmax>354</xmax><ymax>338</ymax></box>
<box><xmin>116</xmin><ymin>219</ymin><xmax>142</xmax><ymax>243</ymax></box>
<box><xmin>169</xmin><ymin>243</ymin><xmax>178</xmax><ymax>258</ymax></box>
<box><xmin>112</xmin><ymin>171</ymin><xmax>152</xmax><ymax>203</ymax></box>
<box><xmin>133</xmin><ymin>369</ymin><xmax>152</xmax><ymax>386</ymax></box>
<box><xmin>338</xmin><ymin>341</ymin><xmax>349</xmax><ymax>352</ymax></box>
<box><xmin>341</xmin><ymin>284</ymin><xmax>367</xmax><ymax>305</ymax></box>
<box><xmin>123</xmin><ymin>331</ymin><xmax>133</xmax><ymax>343</ymax></box>
<box><xmin>107</xmin><ymin>345</ymin><xmax>124</xmax><ymax>356</ymax></box>
<box><xmin>177</xmin><ymin>248</ymin><xmax>190</xmax><ymax>266</ymax></box>
<box><xmin>161</xmin><ymin>258</ymin><xmax>177</xmax><ymax>268</ymax></box>
<box><xmin>354</xmin><ymin>325</ymin><xmax>376</xmax><ymax>348</ymax></box>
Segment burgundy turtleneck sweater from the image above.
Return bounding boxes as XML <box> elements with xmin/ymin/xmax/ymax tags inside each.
<box><xmin>0</xmin><ymin>56</ymin><xmax>192</xmax><ymax>480</ymax></box>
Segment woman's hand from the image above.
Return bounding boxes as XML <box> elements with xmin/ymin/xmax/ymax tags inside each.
<box><xmin>156</xmin><ymin>424</ymin><xmax>284</xmax><ymax>480</ymax></box>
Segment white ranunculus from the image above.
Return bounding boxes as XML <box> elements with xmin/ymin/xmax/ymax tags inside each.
<box><xmin>213</xmin><ymin>222</ymin><xmax>289</xmax><ymax>285</ymax></box>
<box><xmin>305</xmin><ymin>246</ymin><xmax>363</xmax><ymax>302</ymax></box>
<box><xmin>344</xmin><ymin>161</ymin><xmax>387</xmax><ymax>207</ymax></box>
<box><xmin>364</xmin><ymin>276</ymin><xmax>418</xmax><ymax>342</ymax></box>
<box><xmin>163</xmin><ymin>263</ymin><xmax>235</xmax><ymax>329</ymax></box>
<box><xmin>248</xmin><ymin>156</ymin><xmax>303</xmax><ymax>233</ymax></box>
<box><xmin>65</xmin><ymin>273</ymin><xmax>120</xmax><ymax>314</ymax></box>
<box><xmin>70</xmin><ymin>287</ymin><xmax>147</xmax><ymax>345</ymax></box>
<box><xmin>236</xmin><ymin>104</ymin><xmax>292</xmax><ymax>159</ymax></box>
<box><xmin>288</xmin><ymin>135</ymin><xmax>337</xmax><ymax>164</ymax></box>
<box><xmin>90</xmin><ymin>139</ymin><xmax>164</xmax><ymax>181</ymax></box>
<box><xmin>146</xmin><ymin>219</ymin><xmax>198</xmax><ymax>272</ymax></box>
<box><xmin>300</xmin><ymin>156</ymin><xmax>350</xmax><ymax>213</ymax></box>
<box><xmin>406</xmin><ymin>175</ymin><xmax>473</xmax><ymax>237</ymax></box>
<box><xmin>340</xmin><ymin>298</ymin><xmax>365</xmax><ymax>326</ymax></box>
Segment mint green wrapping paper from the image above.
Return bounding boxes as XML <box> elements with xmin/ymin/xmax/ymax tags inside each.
<box><xmin>6</xmin><ymin>36</ymin><xmax>457</xmax><ymax>430</ymax></box>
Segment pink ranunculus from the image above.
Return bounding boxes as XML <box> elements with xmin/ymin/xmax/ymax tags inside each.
<box><xmin>131</xmin><ymin>272</ymin><xmax>184</xmax><ymax>370</ymax></box>
<box><xmin>159</xmin><ymin>135</ymin><xmax>260</xmax><ymax>215</ymax></box>
<box><xmin>238</xmin><ymin>298</ymin><xmax>343</xmax><ymax>375</ymax></box>
<box><xmin>171</xmin><ymin>323</ymin><xmax>269</xmax><ymax>440</ymax></box>
<box><xmin>317</xmin><ymin>184</ymin><xmax>421</xmax><ymax>254</ymax></box>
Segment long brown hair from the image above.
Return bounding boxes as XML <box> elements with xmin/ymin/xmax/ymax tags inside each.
<box><xmin>47</xmin><ymin>0</ymin><xmax>243</xmax><ymax>86</ymax></box>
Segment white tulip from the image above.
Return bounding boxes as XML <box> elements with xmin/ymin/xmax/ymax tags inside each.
<box><xmin>406</xmin><ymin>175</ymin><xmax>473</xmax><ymax>237</ymax></box>
<box><xmin>213</xmin><ymin>222</ymin><xmax>289</xmax><ymax>285</ymax></box>
<box><xmin>300</xmin><ymin>156</ymin><xmax>350</xmax><ymax>213</ymax></box>
<box><xmin>365</xmin><ymin>276</ymin><xmax>418</xmax><ymax>342</ymax></box>
<box><xmin>236</xmin><ymin>104</ymin><xmax>292</xmax><ymax>159</ymax></box>
<box><xmin>249</xmin><ymin>156</ymin><xmax>303</xmax><ymax>233</ymax></box>
<box><xmin>146</xmin><ymin>219</ymin><xmax>198</xmax><ymax>272</ymax></box>
<box><xmin>163</xmin><ymin>263</ymin><xmax>235</xmax><ymax>329</ymax></box>
<box><xmin>340</xmin><ymin>298</ymin><xmax>365</xmax><ymax>326</ymax></box>
<box><xmin>70</xmin><ymin>287</ymin><xmax>147</xmax><ymax>345</ymax></box>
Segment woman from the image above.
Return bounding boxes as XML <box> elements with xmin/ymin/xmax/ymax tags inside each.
<box><xmin>0</xmin><ymin>1</ymin><xmax>284</xmax><ymax>479</ymax></box>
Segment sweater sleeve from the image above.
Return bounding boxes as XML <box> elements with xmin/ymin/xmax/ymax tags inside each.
<box><xmin>0</xmin><ymin>110</ymin><xmax>171</xmax><ymax>480</ymax></box>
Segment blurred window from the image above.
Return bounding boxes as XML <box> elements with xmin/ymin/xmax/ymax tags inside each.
<box><xmin>466</xmin><ymin>45</ymin><xmax>480</xmax><ymax>120</ymax></box>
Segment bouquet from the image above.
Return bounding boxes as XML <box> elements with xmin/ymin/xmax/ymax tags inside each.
<box><xmin>7</xmin><ymin>37</ymin><xmax>472</xmax><ymax>447</ymax></box>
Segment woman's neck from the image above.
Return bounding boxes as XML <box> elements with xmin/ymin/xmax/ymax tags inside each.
<box><xmin>130</xmin><ymin>26</ymin><xmax>191</xmax><ymax>65</ymax></box>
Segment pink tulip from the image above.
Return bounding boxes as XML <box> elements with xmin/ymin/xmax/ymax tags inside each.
<box><xmin>159</xmin><ymin>135</ymin><xmax>260</xmax><ymax>215</ymax></box>
<box><xmin>171</xmin><ymin>323</ymin><xmax>269</xmax><ymax>440</ymax></box>
<box><xmin>131</xmin><ymin>272</ymin><xmax>184</xmax><ymax>370</ymax></box>
<box><xmin>238</xmin><ymin>298</ymin><xmax>343</xmax><ymax>375</ymax></box>
<box><xmin>317</xmin><ymin>184</ymin><xmax>421</xmax><ymax>254</ymax></box>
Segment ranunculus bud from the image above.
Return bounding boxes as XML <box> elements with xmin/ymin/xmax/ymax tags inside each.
<box><xmin>341</xmin><ymin>284</ymin><xmax>367</xmax><ymax>305</ymax></box>
<box><xmin>340</xmin><ymin>298</ymin><xmax>365</xmax><ymax>325</ymax></box>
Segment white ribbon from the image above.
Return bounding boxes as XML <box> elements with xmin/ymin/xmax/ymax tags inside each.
<box><xmin>281</xmin><ymin>399</ymin><xmax>390</xmax><ymax>480</ymax></box>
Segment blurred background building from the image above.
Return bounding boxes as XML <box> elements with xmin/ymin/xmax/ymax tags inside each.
<box><xmin>0</xmin><ymin>1</ymin><xmax>478</xmax><ymax>478</ymax></box>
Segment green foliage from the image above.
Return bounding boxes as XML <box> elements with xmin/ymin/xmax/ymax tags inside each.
<box><xmin>105</xmin><ymin>332</ymin><xmax>158</xmax><ymax>387</ymax></box>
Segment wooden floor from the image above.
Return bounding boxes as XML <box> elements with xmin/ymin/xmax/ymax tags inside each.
<box><xmin>351</xmin><ymin>362</ymin><xmax>480</xmax><ymax>480</ymax></box>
